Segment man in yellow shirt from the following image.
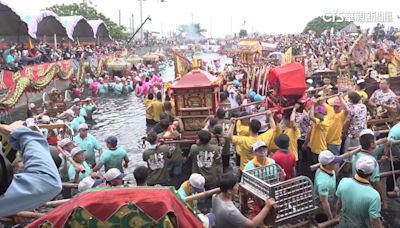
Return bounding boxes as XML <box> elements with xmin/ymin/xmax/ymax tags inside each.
<box><xmin>303</xmin><ymin>99</ymin><xmax>329</xmax><ymax>164</ymax></box>
<box><xmin>235</xmin><ymin>112</ymin><xmax>250</xmax><ymax>167</ymax></box>
<box><xmin>147</xmin><ymin>92</ymin><xmax>164</xmax><ymax>123</ymax></box>
<box><xmin>355</xmin><ymin>79</ymin><xmax>368</xmax><ymax>104</ymax></box>
<box><xmin>283</xmin><ymin>104</ymin><xmax>301</xmax><ymax>161</ymax></box>
<box><xmin>144</xmin><ymin>93</ymin><xmax>155</xmax><ymax>126</ymax></box>
<box><xmin>325</xmin><ymin>98</ymin><xmax>347</xmax><ymax>155</ymax></box>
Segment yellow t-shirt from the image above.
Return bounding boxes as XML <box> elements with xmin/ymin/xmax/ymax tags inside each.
<box><xmin>268</xmin><ymin>124</ymin><xmax>282</xmax><ymax>151</ymax></box>
<box><xmin>150</xmin><ymin>100</ymin><xmax>164</xmax><ymax>122</ymax></box>
<box><xmin>236</xmin><ymin>121</ymin><xmax>250</xmax><ymax>136</ymax></box>
<box><xmin>309</xmin><ymin>118</ymin><xmax>329</xmax><ymax>154</ymax></box>
<box><xmin>144</xmin><ymin>98</ymin><xmax>154</xmax><ymax>120</ymax></box>
<box><xmin>258</xmin><ymin>129</ymin><xmax>274</xmax><ymax>147</ymax></box>
<box><xmin>357</xmin><ymin>90</ymin><xmax>369</xmax><ymax>103</ymax></box>
<box><xmin>232</xmin><ymin>135</ymin><xmax>258</xmax><ymax>170</ymax></box>
<box><xmin>284</xmin><ymin>127</ymin><xmax>301</xmax><ymax>160</ymax></box>
<box><xmin>325</xmin><ymin>105</ymin><xmax>347</xmax><ymax>145</ymax></box>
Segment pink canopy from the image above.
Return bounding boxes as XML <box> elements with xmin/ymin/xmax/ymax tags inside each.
<box><xmin>24</xmin><ymin>10</ymin><xmax>70</xmax><ymax>44</ymax></box>
<box><xmin>0</xmin><ymin>0</ymin><xmax>29</xmax><ymax>45</ymax></box>
<box><xmin>88</xmin><ymin>20</ymin><xmax>112</xmax><ymax>42</ymax></box>
<box><xmin>60</xmin><ymin>16</ymin><xmax>95</xmax><ymax>43</ymax></box>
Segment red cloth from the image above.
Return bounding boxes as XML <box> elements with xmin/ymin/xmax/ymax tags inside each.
<box><xmin>27</xmin><ymin>188</ymin><xmax>203</xmax><ymax>228</ymax></box>
<box><xmin>271</xmin><ymin>150</ymin><xmax>296</xmax><ymax>180</ymax></box>
<box><xmin>268</xmin><ymin>63</ymin><xmax>306</xmax><ymax>96</ymax></box>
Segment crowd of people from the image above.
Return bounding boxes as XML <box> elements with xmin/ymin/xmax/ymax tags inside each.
<box><xmin>1</xmin><ymin>24</ymin><xmax>400</xmax><ymax>227</ymax></box>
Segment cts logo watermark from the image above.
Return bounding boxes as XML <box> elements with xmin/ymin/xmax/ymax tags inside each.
<box><xmin>322</xmin><ymin>11</ymin><xmax>346</xmax><ymax>22</ymax></box>
<box><xmin>322</xmin><ymin>10</ymin><xmax>393</xmax><ymax>23</ymax></box>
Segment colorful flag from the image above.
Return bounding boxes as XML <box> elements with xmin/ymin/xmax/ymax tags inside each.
<box><xmin>284</xmin><ymin>47</ymin><xmax>292</xmax><ymax>64</ymax></box>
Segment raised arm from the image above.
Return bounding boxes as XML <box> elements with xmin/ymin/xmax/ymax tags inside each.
<box><xmin>227</xmin><ymin>118</ymin><xmax>237</xmax><ymax>139</ymax></box>
<box><xmin>339</xmin><ymin>93</ymin><xmax>349</xmax><ymax>113</ymax></box>
<box><xmin>266</xmin><ymin>110</ymin><xmax>276</xmax><ymax>132</ymax></box>
<box><xmin>291</xmin><ymin>104</ymin><xmax>300</xmax><ymax>130</ymax></box>
<box><xmin>0</xmin><ymin>123</ymin><xmax>62</xmax><ymax>217</ymax></box>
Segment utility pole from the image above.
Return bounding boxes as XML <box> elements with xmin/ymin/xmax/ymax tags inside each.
<box><xmin>210</xmin><ymin>16</ymin><xmax>212</xmax><ymax>38</ymax></box>
<box><xmin>131</xmin><ymin>14</ymin><xmax>135</xmax><ymax>34</ymax></box>
<box><xmin>230</xmin><ymin>16</ymin><xmax>233</xmax><ymax>37</ymax></box>
<box><xmin>119</xmin><ymin>9</ymin><xmax>121</xmax><ymax>26</ymax></box>
<box><xmin>140</xmin><ymin>0</ymin><xmax>144</xmax><ymax>40</ymax></box>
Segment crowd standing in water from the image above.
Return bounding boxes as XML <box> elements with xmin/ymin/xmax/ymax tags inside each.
<box><xmin>1</xmin><ymin>24</ymin><xmax>400</xmax><ymax>227</ymax></box>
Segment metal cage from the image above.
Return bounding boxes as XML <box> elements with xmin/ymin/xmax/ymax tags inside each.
<box><xmin>241</xmin><ymin>164</ymin><xmax>317</xmax><ymax>224</ymax></box>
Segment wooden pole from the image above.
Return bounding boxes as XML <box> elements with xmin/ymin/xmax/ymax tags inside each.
<box><xmin>236</xmin><ymin>109</ymin><xmax>277</xmax><ymax>120</ymax></box>
<box><xmin>256</xmin><ymin>66</ymin><xmax>262</xmax><ymax>94</ymax></box>
<box><xmin>62</xmin><ymin>182</ymin><xmax>79</xmax><ymax>189</ymax></box>
<box><xmin>379</xmin><ymin>169</ymin><xmax>400</xmax><ymax>178</ymax></box>
<box><xmin>16</xmin><ymin>211</ymin><xmax>45</xmax><ymax>218</ymax></box>
<box><xmin>184</xmin><ymin>188</ymin><xmax>221</xmax><ymax>202</ymax></box>
<box><xmin>44</xmin><ymin>199</ymin><xmax>70</xmax><ymax>207</ymax></box>
<box><xmin>317</xmin><ymin>217</ymin><xmax>340</xmax><ymax>228</ymax></box>
<box><xmin>261</xmin><ymin>66</ymin><xmax>269</xmax><ymax>96</ymax></box>
<box><xmin>225</xmin><ymin>100</ymin><xmax>265</xmax><ymax>112</ymax></box>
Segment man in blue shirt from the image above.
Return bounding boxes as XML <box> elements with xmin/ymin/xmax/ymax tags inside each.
<box><xmin>0</xmin><ymin>121</ymin><xmax>62</xmax><ymax>217</ymax></box>
<box><xmin>73</xmin><ymin>123</ymin><xmax>102</xmax><ymax>166</ymax></box>
<box><xmin>336</xmin><ymin>156</ymin><xmax>383</xmax><ymax>228</ymax></box>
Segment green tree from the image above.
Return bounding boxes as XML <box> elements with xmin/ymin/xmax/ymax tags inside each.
<box><xmin>303</xmin><ymin>16</ymin><xmax>352</xmax><ymax>34</ymax></box>
<box><xmin>177</xmin><ymin>23</ymin><xmax>207</xmax><ymax>36</ymax></box>
<box><xmin>46</xmin><ymin>0</ymin><xmax>125</xmax><ymax>39</ymax></box>
<box><xmin>239</xmin><ymin>29</ymin><xmax>248</xmax><ymax>38</ymax></box>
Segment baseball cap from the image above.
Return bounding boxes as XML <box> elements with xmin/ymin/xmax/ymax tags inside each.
<box><xmin>66</xmin><ymin>109</ymin><xmax>74</xmax><ymax>117</ymax></box>
<box><xmin>189</xmin><ymin>173</ymin><xmax>205</xmax><ymax>193</ymax></box>
<box><xmin>306</xmin><ymin>78</ymin><xmax>313</xmax><ymax>85</ymax></box>
<box><xmin>29</xmin><ymin>103</ymin><xmax>36</xmax><ymax>109</ymax></box>
<box><xmin>318</xmin><ymin>150</ymin><xmax>342</xmax><ymax>165</ymax></box>
<box><xmin>252</xmin><ymin>141</ymin><xmax>267</xmax><ymax>152</ymax></box>
<box><xmin>78</xmin><ymin>176</ymin><xmax>95</xmax><ymax>191</ymax></box>
<box><xmin>73</xmin><ymin>98</ymin><xmax>81</xmax><ymax>103</ymax></box>
<box><xmin>233</xmin><ymin>79</ymin><xmax>240</xmax><ymax>88</ymax></box>
<box><xmin>356</xmin><ymin>156</ymin><xmax>375</xmax><ymax>175</ymax></box>
<box><xmin>254</xmin><ymin>94</ymin><xmax>265</xmax><ymax>102</ymax></box>
<box><xmin>78</xmin><ymin>123</ymin><xmax>89</xmax><ymax>131</ymax></box>
<box><xmin>331</xmin><ymin>99</ymin><xmax>342</xmax><ymax>107</ymax></box>
<box><xmin>25</xmin><ymin>118</ymin><xmax>36</xmax><ymax>127</ymax></box>
<box><xmin>70</xmin><ymin>147</ymin><xmax>85</xmax><ymax>157</ymax></box>
<box><xmin>105</xmin><ymin>135</ymin><xmax>118</xmax><ymax>146</ymax></box>
<box><xmin>104</xmin><ymin>168</ymin><xmax>126</xmax><ymax>181</ymax></box>
<box><xmin>314</xmin><ymin>105</ymin><xmax>327</xmax><ymax>115</ymax></box>
<box><xmin>78</xmin><ymin>176</ymin><xmax>103</xmax><ymax>192</ymax></box>
<box><xmin>248</xmin><ymin>91</ymin><xmax>256</xmax><ymax>99</ymax></box>
<box><xmin>84</xmin><ymin>97</ymin><xmax>92</xmax><ymax>102</ymax></box>
<box><xmin>356</xmin><ymin>79</ymin><xmax>365</xmax><ymax>85</ymax></box>
<box><xmin>41</xmin><ymin>115</ymin><xmax>50</xmax><ymax>124</ymax></box>
<box><xmin>360</xmin><ymin>129</ymin><xmax>379</xmax><ymax>138</ymax></box>
<box><xmin>59</xmin><ymin>138</ymin><xmax>73</xmax><ymax>148</ymax></box>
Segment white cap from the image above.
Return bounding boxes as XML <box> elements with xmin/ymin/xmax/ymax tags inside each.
<box><xmin>70</xmin><ymin>147</ymin><xmax>85</xmax><ymax>157</ymax></box>
<box><xmin>56</xmin><ymin>119</ymin><xmax>64</xmax><ymax>125</ymax></box>
<box><xmin>78</xmin><ymin>176</ymin><xmax>95</xmax><ymax>192</ymax></box>
<box><xmin>356</xmin><ymin>155</ymin><xmax>375</xmax><ymax>175</ymax></box>
<box><xmin>66</xmin><ymin>109</ymin><xmax>74</xmax><ymax>117</ymax></box>
<box><xmin>104</xmin><ymin>168</ymin><xmax>126</xmax><ymax>181</ymax></box>
<box><xmin>360</xmin><ymin>129</ymin><xmax>375</xmax><ymax>137</ymax></box>
<box><xmin>29</xmin><ymin>103</ymin><xmax>36</xmax><ymax>109</ymax></box>
<box><xmin>78</xmin><ymin>123</ymin><xmax>89</xmax><ymax>131</ymax></box>
<box><xmin>252</xmin><ymin>141</ymin><xmax>267</xmax><ymax>152</ymax></box>
<box><xmin>25</xmin><ymin>118</ymin><xmax>35</xmax><ymax>127</ymax></box>
<box><xmin>306</xmin><ymin>79</ymin><xmax>313</xmax><ymax>84</ymax></box>
<box><xmin>59</xmin><ymin>138</ymin><xmax>73</xmax><ymax>148</ymax></box>
<box><xmin>189</xmin><ymin>173</ymin><xmax>205</xmax><ymax>192</ymax></box>
<box><xmin>307</xmin><ymin>86</ymin><xmax>315</xmax><ymax>91</ymax></box>
<box><xmin>318</xmin><ymin>150</ymin><xmax>342</xmax><ymax>165</ymax></box>
<box><xmin>73</xmin><ymin>98</ymin><xmax>81</xmax><ymax>103</ymax></box>
<box><xmin>357</xmin><ymin>79</ymin><xmax>365</xmax><ymax>85</ymax></box>
<box><xmin>41</xmin><ymin>115</ymin><xmax>50</xmax><ymax>124</ymax></box>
